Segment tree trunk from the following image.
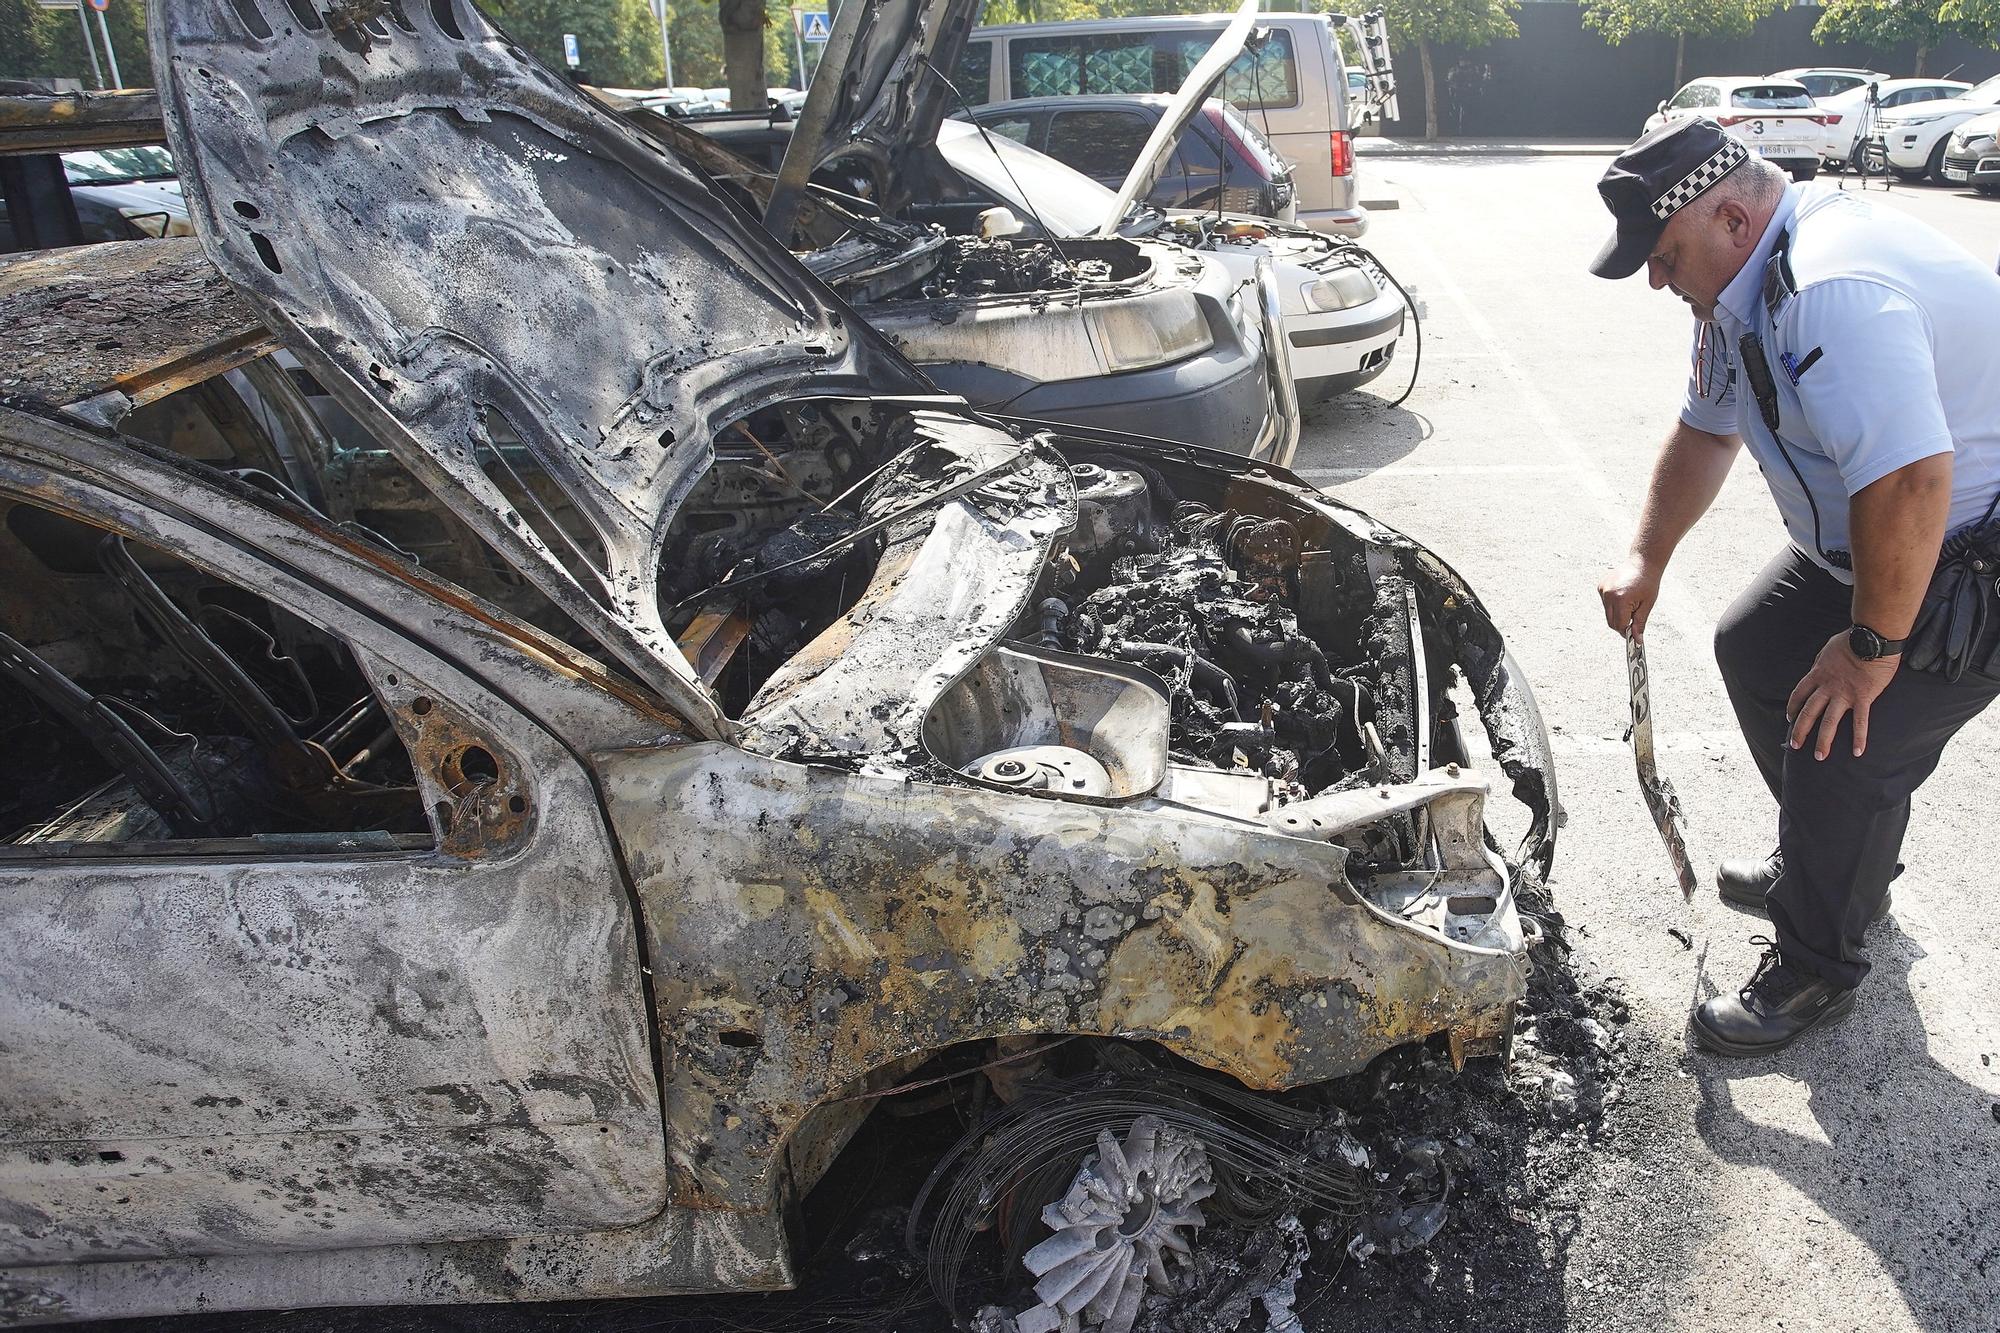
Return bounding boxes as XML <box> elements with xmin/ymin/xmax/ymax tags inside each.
<box><xmin>719</xmin><ymin>0</ymin><xmax>767</xmax><ymax>112</ymax></box>
<box><xmin>1674</xmin><ymin>33</ymin><xmax>1685</xmax><ymax>91</ymax></box>
<box><xmin>1419</xmin><ymin>39</ymin><xmax>1437</xmax><ymax>141</ymax></box>
<box><xmin>1912</xmin><ymin>42</ymin><xmax>1930</xmax><ymax>77</ymax></box>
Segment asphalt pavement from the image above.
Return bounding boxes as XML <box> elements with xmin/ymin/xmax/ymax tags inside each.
<box><xmin>1295</xmin><ymin>158</ymin><xmax>2000</xmax><ymax>1331</ymax></box>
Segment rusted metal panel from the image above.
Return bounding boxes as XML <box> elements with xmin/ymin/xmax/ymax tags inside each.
<box><xmin>598</xmin><ymin>743</ymin><xmax>1526</xmax><ymax>1215</ymax></box>
<box><xmin>0</xmin><ymin>239</ymin><xmax>275</xmax><ymax>411</ymax></box>
<box><xmin>675</xmin><ymin>600</ymin><xmax>754</xmax><ymax>685</ymax></box>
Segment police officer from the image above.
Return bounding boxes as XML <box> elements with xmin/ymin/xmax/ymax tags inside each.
<box><xmin>1589</xmin><ymin>119</ymin><xmax>2000</xmax><ymax>1056</ymax></box>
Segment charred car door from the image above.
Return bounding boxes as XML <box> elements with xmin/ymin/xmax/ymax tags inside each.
<box><xmin>0</xmin><ymin>411</ymin><xmax>670</xmax><ymax>1269</ymax></box>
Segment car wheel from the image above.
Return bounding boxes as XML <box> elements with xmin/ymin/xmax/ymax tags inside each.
<box><xmin>1926</xmin><ymin>137</ymin><xmax>1952</xmax><ymax>185</ymax></box>
<box><xmin>1789</xmin><ymin>163</ymin><xmax>1819</xmax><ymax>183</ymax></box>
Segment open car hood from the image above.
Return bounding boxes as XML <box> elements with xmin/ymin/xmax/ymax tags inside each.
<box><xmin>151</xmin><ymin>0</ymin><xmax>931</xmax><ymax>737</ymax></box>
<box><xmin>1095</xmin><ymin>0</ymin><xmax>1260</xmax><ymax>239</ymax></box>
<box><xmin>781</xmin><ymin>0</ymin><xmax>983</xmax><ymax>215</ymax></box>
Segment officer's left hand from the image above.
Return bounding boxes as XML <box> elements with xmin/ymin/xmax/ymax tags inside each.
<box><xmin>1786</xmin><ymin>631</ymin><xmax>1900</xmax><ymax>760</ymax></box>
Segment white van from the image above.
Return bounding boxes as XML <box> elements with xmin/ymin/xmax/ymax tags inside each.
<box><xmin>952</xmin><ymin>11</ymin><xmax>1382</xmax><ymax>236</ymax></box>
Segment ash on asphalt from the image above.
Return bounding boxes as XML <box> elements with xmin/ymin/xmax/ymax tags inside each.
<box><xmin>77</xmin><ymin>887</ymin><xmax>1710</xmax><ymax>1333</ymax></box>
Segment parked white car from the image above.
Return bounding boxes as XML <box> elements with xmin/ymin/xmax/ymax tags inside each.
<box><xmin>1865</xmin><ymin>73</ymin><xmax>2000</xmax><ymax>182</ymax></box>
<box><xmin>1770</xmin><ymin>66</ymin><xmax>1890</xmax><ymax>99</ymax></box>
<box><xmin>937</xmin><ymin>117</ymin><xmax>1406</xmax><ymax>403</ymax></box>
<box><xmin>1644</xmin><ymin>76</ymin><xmax>1824</xmax><ymax>181</ymax></box>
<box><xmin>1942</xmin><ymin>108</ymin><xmax>2000</xmax><ymax>193</ymax></box>
<box><xmin>1815</xmin><ymin>77</ymin><xmax>1972</xmax><ymax>168</ymax></box>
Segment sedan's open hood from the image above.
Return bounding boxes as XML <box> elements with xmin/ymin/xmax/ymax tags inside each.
<box><xmin>151</xmin><ymin>0</ymin><xmax>931</xmax><ymax>736</ymax></box>
<box><xmin>1095</xmin><ymin>0</ymin><xmax>1260</xmax><ymax>239</ymax></box>
<box><xmin>785</xmin><ymin>0</ymin><xmax>1257</xmax><ymax>236</ymax></box>
<box><xmin>783</xmin><ymin>0</ymin><xmax>984</xmax><ymax>216</ymax></box>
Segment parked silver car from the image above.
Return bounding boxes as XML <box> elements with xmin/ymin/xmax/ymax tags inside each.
<box><xmin>0</xmin><ymin>0</ymin><xmax>1555</xmax><ymax>1321</ymax></box>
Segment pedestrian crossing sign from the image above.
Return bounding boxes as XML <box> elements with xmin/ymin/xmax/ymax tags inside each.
<box><xmin>800</xmin><ymin>11</ymin><xmax>830</xmax><ymax>42</ymax></box>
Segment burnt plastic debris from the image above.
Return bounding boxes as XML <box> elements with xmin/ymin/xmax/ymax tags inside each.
<box><xmin>920</xmin><ymin>237</ymin><xmax>1114</xmax><ymax>299</ymax></box>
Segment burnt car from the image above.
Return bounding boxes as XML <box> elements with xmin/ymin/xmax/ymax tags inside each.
<box><xmin>679</xmin><ymin>0</ymin><xmax>1297</xmax><ymax>460</ymax></box>
<box><xmin>0</xmin><ymin>0</ymin><xmax>1555</xmax><ymax>1323</ymax></box>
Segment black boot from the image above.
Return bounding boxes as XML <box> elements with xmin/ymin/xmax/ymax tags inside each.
<box><xmin>1715</xmin><ymin>851</ymin><xmax>1782</xmax><ymax>908</ymax></box>
<box><xmin>1715</xmin><ymin>850</ymin><xmax>1894</xmax><ymax>923</ymax></box>
<box><xmin>1691</xmin><ymin>937</ymin><xmax>1856</xmax><ymax>1057</ymax></box>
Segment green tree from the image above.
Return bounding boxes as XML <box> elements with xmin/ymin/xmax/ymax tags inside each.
<box><xmin>718</xmin><ymin>0</ymin><xmax>766</xmax><ymax>107</ymax></box>
<box><xmin>1377</xmin><ymin>0</ymin><xmax>1519</xmax><ymax>141</ymax></box>
<box><xmin>477</xmin><ymin>0</ymin><xmax>664</xmax><ymax>88</ymax></box>
<box><xmin>1</xmin><ymin>0</ymin><xmax>154</xmax><ymax>90</ymax></box>
<box><xmin>1940</xmin><ymin>0</ymin><xmax>2000</xmax><ymax>33</ymax></box>
<box><xmin>1582</xmin><ymin>0</ymin><xmax>1784</xmax><ymax>91</ymax></box>
<box><xmin>1813</xmin><ymin>0</ymin><xmax>1989</xmax><ymax>76</ymax></box>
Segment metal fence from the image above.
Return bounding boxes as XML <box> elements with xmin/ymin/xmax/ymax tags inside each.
<box><xmin>1381</xmin><ymin>4</ymin><xmax>2000</xmax><ymax>141</ymax></box>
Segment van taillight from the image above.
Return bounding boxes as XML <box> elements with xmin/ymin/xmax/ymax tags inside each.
<box><xmin>1330</xmin><ymin>129</ymin><xmax>1353</xmax><ymax>177</ymax></box>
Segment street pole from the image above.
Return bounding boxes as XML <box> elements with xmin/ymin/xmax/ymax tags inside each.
<box><xmin>74</xmin><ymin>2</ymin><xmax>106</xmax><ymax>90</ymax></box>
<box><xmin>792</xmin><ymin>8</ymin><xmax>807</xmax><ymax>92</ymax></box>
<box><xmin>95</xmin><ymin>7</ymin><xmax>123</xmax><ymax>90</ymax></box>
<box><xmin>651</xmin><ymin>0</ymin><xmax>675</xmax><ymax>89</ymax></box>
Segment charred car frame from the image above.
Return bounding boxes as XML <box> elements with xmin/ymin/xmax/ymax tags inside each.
<box><xmin>0</xmin><ymin>0</ymin><xmax>1554</xmax><ymax>1323</ymax></box>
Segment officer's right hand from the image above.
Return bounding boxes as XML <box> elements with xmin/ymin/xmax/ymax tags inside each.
<box><xmin>1598</xmin><ymin>555</ymin><xmax>1663</xmax><ymax>639</ymax></box>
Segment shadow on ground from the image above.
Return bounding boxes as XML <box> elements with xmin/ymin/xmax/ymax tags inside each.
<box><xmin>1295</xmin><ymin>394</ymin><xmax>1432</xmax><ymax>481</ymax></box>
<box><xmin>1693</xmin><ymin>925</ymin><xmax>2000</xmax><ymax>1330</ymax></box>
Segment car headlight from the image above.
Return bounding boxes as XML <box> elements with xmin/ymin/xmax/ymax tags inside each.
<box><xmin>1891</xmin><ymin>114</ymin><xmax>1942</xmax><ymax>127</ymax></box>
<box><xmin>1303</xmin><ymin>267</ymin><xmax>1380</xmax><ymax>313</ymax></box>
<box><xmin>1085</xmin><ymin>295</ymin><xmax>1215</xmax><ymax>373</ymax></box>
<box><xmin>1963</xmin><ymin>133</ymin><xmax>1998</xmax><ymax>153</ymax></box>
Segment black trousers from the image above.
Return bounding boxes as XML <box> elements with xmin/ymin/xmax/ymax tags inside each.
<box><xmin>1713</xmin><ymin>547</ymin><xmax>2000</xmax><ymax>988</ymax></box>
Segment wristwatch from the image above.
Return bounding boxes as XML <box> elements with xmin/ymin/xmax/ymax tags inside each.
<box><xmin>1849</xmin><ymin>623</ymin><xmax>1907</xmax><ymax>661</ymax></box>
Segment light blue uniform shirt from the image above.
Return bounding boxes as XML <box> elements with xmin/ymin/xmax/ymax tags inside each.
<box><xmin>1681</xmin><ymin>182</ymin><xmax>2000</xmax><ymax>584</ymax></box>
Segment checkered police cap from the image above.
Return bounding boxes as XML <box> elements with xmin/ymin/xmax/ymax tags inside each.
<box><xmin>1650</xmin><ymin>139</ymin><xmax>1750</xmax><ymax>219</ymax></box>
<box><xmin>1590</xmin><ymin>120</ymin><xmax>1751</xmax><ymax>279</ymax></box>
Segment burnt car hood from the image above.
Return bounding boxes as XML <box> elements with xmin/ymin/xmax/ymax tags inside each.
<box><xmin>150</xmin><ymin>0</ymin><xmax>935</xmax><ymax>736</ymax></box>
<box><xmin>784</xmin><ymin>0</ymin><xmax>983</xmax><ymax>214</ymax></box>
